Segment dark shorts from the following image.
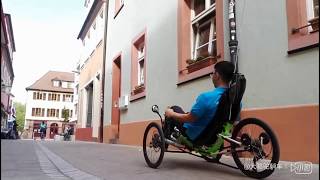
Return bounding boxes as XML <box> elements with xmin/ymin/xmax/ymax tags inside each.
<box><xmin>164</xmin><ymin>106</ymin><xmax>189</xmax><ymax>139</ymax></box>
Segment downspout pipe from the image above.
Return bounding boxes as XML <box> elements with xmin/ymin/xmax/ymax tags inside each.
<box><xmin>99</xmin><ymin>0</ymin><xmax>109</xmax><ymax>143</ymax></box>
<box><xmin>228</xmin><ymin>0</ymin><xmax>239</xmax><ymax>73</ymax></box>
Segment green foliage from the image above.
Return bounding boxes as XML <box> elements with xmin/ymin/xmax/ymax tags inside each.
<box><xmin>13</xmin><ymin>102</ymin><xmax>26</xmax><ymax>132</ymax></box>
<box><xmin>62</xmin><ymin>107</ymin><xmax>70</xmax><ymax>122</ymax></box>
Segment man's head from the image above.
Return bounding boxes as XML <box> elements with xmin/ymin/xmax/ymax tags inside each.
<box><xmin>211</xmin><ymin>61</ymin><xmax>235</xmax><ymax>87</ymax></box>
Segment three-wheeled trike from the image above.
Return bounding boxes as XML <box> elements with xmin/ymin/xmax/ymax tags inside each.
<box><xmin>143</xmin><ymin>73</ymin><xmax>280</xmax><ymax>179</ymax></box>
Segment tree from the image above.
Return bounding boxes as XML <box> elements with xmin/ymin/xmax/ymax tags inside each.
<box><xmin>61</xmin><ymin>107</ymin><xmax>70</xmax><ymax>132</ymax></box>
<box><xmin>61</xmin><ymin>107</ymin><xmax>70</xmax><ymax>122</ymax></box>
<box><xmin>13</xmin><ymin>102</ymin><xmax>26</xmax><ymax>132</ymax></box>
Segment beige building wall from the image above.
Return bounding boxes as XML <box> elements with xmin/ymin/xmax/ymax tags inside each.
<box><xmin>78</xmin><ymin>42</ymin><xmax>104</xmax><ymax>138</ymax></box>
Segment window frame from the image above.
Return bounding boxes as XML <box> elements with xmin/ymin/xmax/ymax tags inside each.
<box><xmin>130</xmin><ymin>30</ymin><xmax>147</xmax><ymax>101</ymax></box>
<box><xmin>177</xmin><ymin>0</ymin><xmax>224</xmax><ymax>84</ymax></box>
<box><xmin>48</xmin><ymin>93</ymin><xmax>60</xmax><ymax>101</ymax></box>
<box><xmin>192</xmin><ymin>18</ymin><xmax>216</xmax><ymax>59</ymax></box>
<box><xmin>33</xmin><ymin>92</ymin><xmax>46</xmax><ymax>100</ymax></box>
<box><xmin>62</xmin><ymin>81</ymin><xmax>68</xmax><ymax>88</ymax></box>
<box><xmin>137</xmin><ymin>43</ymin><xmax>145</xmax><ymax>86</ymax></box>
<box><xmin>53</xmin><ymin>80</ymin><xmax>60</xmax><ymax>87</ymax></box>
<box><xmin>31</xmin><ymin>108</ymin><xmax>45</xmax><ymax>117</ymax></box>
<box><xmin>286</xmin><ymin>0</ymin><xmax>319</xmax><ymax>54</ymax></box>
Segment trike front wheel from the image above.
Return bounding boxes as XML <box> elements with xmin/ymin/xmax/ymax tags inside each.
<box><xmin>143</xmin><ymin>122</ymin><xmax>165</xmax><ymax>168</ymax></box>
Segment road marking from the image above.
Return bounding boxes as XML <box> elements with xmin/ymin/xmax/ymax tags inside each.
<box><xmin>35</xmin><ymin>142</ymin><xmax>102</xmax><ymax>180</ymax></box>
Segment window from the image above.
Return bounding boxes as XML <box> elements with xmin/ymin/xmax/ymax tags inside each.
<box><xmin>48</xmin><ymin>93</ymin><xmax>60</xmax><ymax>101</ymax></box>
<box><xmin>47</xmin><ymin>109</ymin><xmax>59</xmax><ymax>117</ymax></box>
<box><xmin>137</xmin><ymin>43</ymin><xmax>145</xmax><ymax>86</ymax></box>
<box><xmin>100</xmin><ymin>9</ymin><xmax>104</xmax><ymax>18</ymax></box>
<box><xmin>87</xmin><ymin>30</ymin><xmax>90</xmax><ymax>39</ymax></box>
<box><xmin>286</xmin><ymin>0</ymin><xmax>319</xmax><ymax>54</ymax></box>
<box><xmin>192</xmin><ymin>0</ymin><xmax>216</xmax><ymax>59</ymax></box>
<box><xmin>84</xmin><ymin>0</ymin><xmax>90</xmax><ymax>8</ymax></box>
<box><xmin>307</xmin><ymin>0</ymin><xmax>319</xmax><ymax>20</ymax></box>
<box><xmin>62</xmin><ymin>81</ymin><xmax>68</xmax><ymax>88</ymax></box>
<box><xmin>177</xmin><ymin>0</ymin><xmax>224</xmax><ymax>84</ymax></box>
<box><xmin>31</xmin><ymin>108</ymin><xmax>45</xmax><ymax>117</ymax></box>
<box><xmin>67</xmin><ymin>82</ymin><xmax>73</xmax><ymax>88</ymax></box>
<box><xmin>93</xmin><ymin>21</ymin><xmax>97</xmax><ymax>30</ymax></box>
<box><xmin>33</xmin><ymin>92</ymin><xmax>46</xmax><ymax>100</ymax></box>
<box><xmin>63</xmin><ymin>94</ymin><xmax>73</xmax><ymax>102</ymax></box>
<box><xmin>53</xmin><ymin>80</ymin><xmax>60</xmax><ymax>87</ymax></box>
<box><xmin>131</xmin><ymin>31</ymin><xmax>146</xmax><ymax>100</ymax></box>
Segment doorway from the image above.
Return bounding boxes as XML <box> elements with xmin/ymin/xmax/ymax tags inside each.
<box><xmin>86</xmin><ymin>82</ymin><xmax>93</xmax><ymax>127</ymax></box>
<box><xmin>50</xmin><ymin>123</ymin><xmax>58</xmax><ymax>139</ymax></box>
<box><xmin>111</xmin><ymin>55</ymin><xmax>121</xmax><ymax>140</ymax></box>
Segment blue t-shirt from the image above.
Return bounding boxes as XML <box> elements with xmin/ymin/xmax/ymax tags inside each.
<box><xmin>183</xmin><ymin>87</ymin><xmax>226</xmax><ymax>140</ymax></box>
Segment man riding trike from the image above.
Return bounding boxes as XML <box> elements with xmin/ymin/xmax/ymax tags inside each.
<box><xmin>143</xmin><ymin>61</ymin><xmax>280</xmax><ymax>179</ymax></box>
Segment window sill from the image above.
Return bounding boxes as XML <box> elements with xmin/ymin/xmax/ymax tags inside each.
<box><xmin>177</xmin><ymin>64</ymin><xmax>214</xmax><ymax>85</ymax></box>
<box><xmin>114</xmin><ymin>4</ymin><xmax>124</xmax><ymax>19</ymax></box>
<box><xmin>130</xmin><ymin>91</ymin><xmax>146</xmax><ymax>102</ymax></box>
<box><xmin>288</xmin><ymin>31</ymin><xmax>319</xmax><ymax>54</ymax></box>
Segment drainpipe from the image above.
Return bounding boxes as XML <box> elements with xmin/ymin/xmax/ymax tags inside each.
<box><xmin>99</xmin><ymin>0</ymin><xmax>109</xmax><ymax>143</ymax></box>
<box><xmin>228</xmin><ymin>0</ymin><xmax>239</xmax><ymax>73</ymax></box>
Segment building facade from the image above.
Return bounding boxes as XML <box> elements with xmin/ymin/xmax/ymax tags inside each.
<box><xmin>102</xmin><ymin>0</ymin><xmax>319</xmax><ymax>163</ymax></box>
<box><xmin>75</xmin><ymin>0</ymin><xmax>106</xmax><ymax>142</ymax></box>
<box><xmin>1</xmin><ymin>3</ymin><xmax>16</xmax><ymax>129</ymax></box>
<box><xmin>25</xmin><ymin>71</ymin><xmax>75</xmax><ymax>139</ymax></box>
<box><xmin>70</xmin><ymin>62</ymin><xmax>80</xmax><ymax>124</ymax></box>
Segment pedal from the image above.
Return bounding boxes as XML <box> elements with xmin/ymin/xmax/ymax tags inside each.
<box><xmin>170</xmin><ymin>134</ymin><xmax>177</xmax><ymax>141</ymax></box>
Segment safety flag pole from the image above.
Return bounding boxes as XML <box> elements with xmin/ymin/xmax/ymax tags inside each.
<box><xmin>228</xmin><ymin>0</ymin><xmax>239</xmax><ymax>73</ymax></box>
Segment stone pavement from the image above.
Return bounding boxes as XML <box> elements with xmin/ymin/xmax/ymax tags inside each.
<box><xmin>1</xmin><ymin>139</ymin><xmax>319</xmax><ymax>180</ymax></box>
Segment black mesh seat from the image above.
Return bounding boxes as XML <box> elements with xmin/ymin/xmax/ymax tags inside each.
<box><xmin>193</xmin><ymin>73</ymin><xmax>246</xmax><ymax>146</ymax></box>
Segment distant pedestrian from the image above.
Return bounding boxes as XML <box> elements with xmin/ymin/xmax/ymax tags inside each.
<box><xmin>40</xmin><ymin>121</ymin><xmax>47</xmax><ymax>140</ymax></box>
<box><xmin>12</xmin><ymin>120</ymin><xmax>18</xmax><ymax>139</ymax></box>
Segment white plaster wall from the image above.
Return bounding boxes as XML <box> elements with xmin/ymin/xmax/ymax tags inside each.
<box><xmin>25</xmin><ymin>90</ymin><xmax>74</xmax><ymax>122</ymax></box>
<box><xmin>80</xmin><ymin>5</ymin><xmax>105</xmax><ymax>68</ymax></box>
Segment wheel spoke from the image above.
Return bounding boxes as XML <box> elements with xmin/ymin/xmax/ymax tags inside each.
<box><xmin>143</xmin><ymin>123</ymin><xmax>165</xmax><ymax>168</ymax></box>
<box><xmin>231</xmin><ymin>118</ymin><xmax>280</xmax><ymax>178</ymax></box>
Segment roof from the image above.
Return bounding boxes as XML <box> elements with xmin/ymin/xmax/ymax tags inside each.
<box><xmin>77</xmin><ymin>0</ymin><xmax>104</xmax><ymax>39</ymax></box>
<box><xmin>26</xmin><ymin>71</ymin><xmax>74</xmax><ymax>93</ymax></box>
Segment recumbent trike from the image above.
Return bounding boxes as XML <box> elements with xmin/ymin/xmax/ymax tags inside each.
<box><xmin>142</xmin><ymin>73</ymin><xmax>280</xmax><ymax>179</ymax></box>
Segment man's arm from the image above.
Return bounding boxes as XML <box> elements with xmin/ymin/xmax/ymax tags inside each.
<box><xmin>164</xmin><ymin>109</ymin><xmax>196</xmax><ymax>123</ymax></box>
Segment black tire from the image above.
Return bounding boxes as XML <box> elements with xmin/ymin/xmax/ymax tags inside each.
<box><xmin>143</xmin><ymin>122</ymin><xmax>165</xmax><ymax>168</ymax></box>
<box><xmin>231</xmin><ymin>118</ymin><xmax>280</xmax><ymax>179</ymax></box>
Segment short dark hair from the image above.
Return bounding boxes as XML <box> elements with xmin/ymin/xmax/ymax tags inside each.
<box><xmin>214</xmin><ymin>61</ymin><xmax>235</xmax><ymax>83</ymax></box>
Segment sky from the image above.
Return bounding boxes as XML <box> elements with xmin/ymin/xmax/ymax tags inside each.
<box><xmin>2</xmin><ymin>0</ymin><xmax>87</xmax><ymax>104</ymax></box>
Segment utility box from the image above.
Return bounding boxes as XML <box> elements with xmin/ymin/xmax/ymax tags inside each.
<box><xmin>118</xmin><ymin>95</ymin><xmax>129</xmax><ymax>110</ymax></box>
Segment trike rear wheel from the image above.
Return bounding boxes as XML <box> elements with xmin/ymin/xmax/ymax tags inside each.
<box><xmin>231</xmin><ymin>118</ymin><xmax>280</xmax><ymax>179</ymax></box>
<box><xmin>143</xmin><ymin>122</ymin><xmax>165</xmax><ymax>168</ymax></box>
